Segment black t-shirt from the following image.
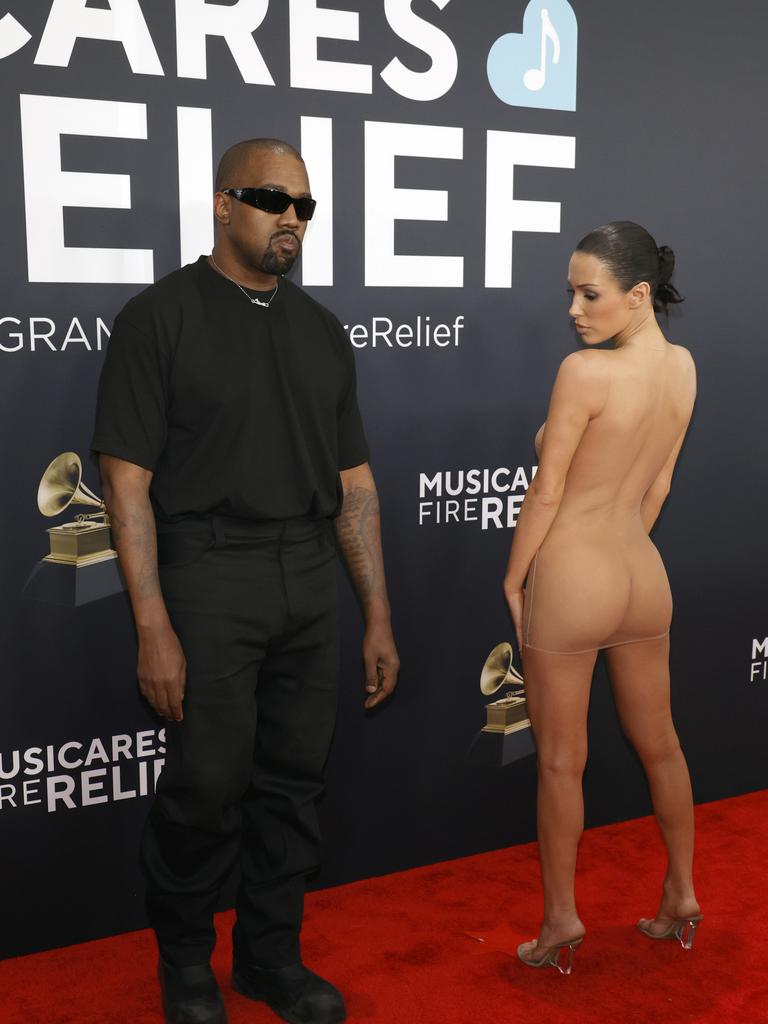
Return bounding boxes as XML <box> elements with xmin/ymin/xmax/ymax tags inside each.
<box><xmin>91</xmin><ymin>256</ymin><xmax>369</xmax><ymax>523</ymax></box>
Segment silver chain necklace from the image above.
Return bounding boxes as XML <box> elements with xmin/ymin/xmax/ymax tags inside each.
<box><xmin>208</xmin><ymin>254</ymin><xmax>279</xmax><ymax>308</ymax></box>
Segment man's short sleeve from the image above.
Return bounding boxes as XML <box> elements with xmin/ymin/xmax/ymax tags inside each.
<box><xmin>337</xmin><ymin>342</ymin><xmax>369</xmax><ymax>471</ymax></box>
<box><xmin>91</xmin><ymin>315</ymin><xmax>171</xmax><ymax>471</ymax></box>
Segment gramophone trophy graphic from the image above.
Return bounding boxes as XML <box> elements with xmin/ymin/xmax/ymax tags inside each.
<box><xmin>467</xmin><ymin>642</ymin><xmax>536</xmax><ymax>766</ymax></box>
<box><xmin>23</xmin><ymin>452</ymin><xmax>125</xmax><ymax>606</ymax></box>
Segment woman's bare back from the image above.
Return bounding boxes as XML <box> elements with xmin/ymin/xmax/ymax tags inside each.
<box><xmin>523</xmin><ymin>342</ymin><xmax>696</xmax><ymax>654</ymax></box>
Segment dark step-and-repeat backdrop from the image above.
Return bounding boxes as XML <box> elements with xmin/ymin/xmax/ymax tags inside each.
<box><xmin>1</xmin><ymin>1</ymin><xmax>765</xmax><ymax>959</ymax></box>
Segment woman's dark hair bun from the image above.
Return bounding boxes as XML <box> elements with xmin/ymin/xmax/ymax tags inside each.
<box><xmin>576</xmin><ymin>221</ymin><xmax>685</xmax><ymax>315</ymax></box>
<box><xmin>657</xmin><ymin>244</ymin><xmax>675</xmax><ymax>284</ymax></box>
<box><xmin>655</xmin><ymin>245</ymin><xmax>684</xmax><ymax>313</ymax></box>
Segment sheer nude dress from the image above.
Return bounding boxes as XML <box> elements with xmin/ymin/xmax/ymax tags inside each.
<box><xmin>522</xmin><ymin>343</ymin><xmax>696</xmax><ymax>655</ymax></box>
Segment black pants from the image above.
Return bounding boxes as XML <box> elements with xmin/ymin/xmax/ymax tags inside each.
<box><xmin>141</xmin><ymin>516</ymin><xmax>340</xmax><ymax>969</ymax></box>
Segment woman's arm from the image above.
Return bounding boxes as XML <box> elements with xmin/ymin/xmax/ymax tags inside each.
<box><xmin>504</xmin><ymin>351</ymin><xmax>609</xmax><ymax>643</ymax></box>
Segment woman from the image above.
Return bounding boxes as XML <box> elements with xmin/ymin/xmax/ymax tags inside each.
<box><xmin>504</xmin><ymin>221</ymin><xmax>700</xmax><ymax>974</ymax></box>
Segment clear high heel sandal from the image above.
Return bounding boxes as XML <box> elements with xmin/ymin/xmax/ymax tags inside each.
<box><xmin>636</xmin><ymin>914</ymin><xmax>703</xmax><ymax>949</ymax></box>
<box><xmin>517</xmin><ymin>936</ymin><xmax>584</xmax><ymax>975</ymax></box>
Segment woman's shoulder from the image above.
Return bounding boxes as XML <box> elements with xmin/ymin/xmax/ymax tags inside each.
<box><xmin>560</xmin><ymin>347</ymin><xmax>612</xmax><ymax>368</ymax></box>
<box><xmin>557</xmin><ymin>347</ymin><xmax>613</xmax><ymax>382</ymax></box>
<box><xmin>554</xmin><ymin>349</ymin><xmax>611</xmax><ymax>415</ymax></box>
<box><xmin>668</xmin><ymin>343</ymin><xmax>697</xmax><ymax>385</ymax></box>
<box><xmin>668</xmin><ymin>341</ymin><xmax>695</xmax><ymax>362</ymax></box>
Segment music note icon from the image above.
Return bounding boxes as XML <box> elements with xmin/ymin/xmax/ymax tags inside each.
<box><xmin>486</xmin><ymin>0</ymin><xmax>577</xmax><ymax>111</ymax></box>
<box><xmin>523</xmin><ymin>8</ymin><xmax>561</xmax><ymax>92</ymax></box>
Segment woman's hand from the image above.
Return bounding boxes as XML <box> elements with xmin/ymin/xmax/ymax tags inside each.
<box><xmin>504</xmin><ymin>584</ymin><xmax>525</xmax><ymax>653</ymax></box>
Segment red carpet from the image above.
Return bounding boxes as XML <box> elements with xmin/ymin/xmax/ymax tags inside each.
<box><xmin>1</xmin><ymin>790</ymin><xmax>766</xmax><ymax>1024</ymax></box>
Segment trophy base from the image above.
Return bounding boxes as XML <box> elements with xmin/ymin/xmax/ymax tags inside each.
<box><xmin>481</xmin><ymin>719</ymin><xmax>532</xmax><ymax>736</ymax></box>
<box><xmin>43</xmin><ymin>550</ymin><xmax>117</xmax><ymax>568</ymax></box>
<box><xmin>23</xmin><ymin>556</ymin><xmax>126</xmax><ymax>607</ymax></box>
<box><xmin>46</xmin><ymin>521</ymin><xmax>114</xmax><ymax>565</ymax></box>
<box><xmin>467</xmin><ymin>724</ymin><xmax>536</xmax><ymax>767</ymax></box>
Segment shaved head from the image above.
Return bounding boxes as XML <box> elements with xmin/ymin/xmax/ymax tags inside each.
<box><xmin>215</xmin><ymin>138</ymin><xmax>304</xmax><ymax>192</ymax></box>
<box><xmin>210</xmin><ymin>140</ymin><xmax>311</xmax><ymax>285</ymax></box>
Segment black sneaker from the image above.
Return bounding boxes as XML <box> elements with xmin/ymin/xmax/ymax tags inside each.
<box><xmin>159</xmin><ymin>961</ymin><xmax>228</xmax><ymax>1024</ymax></box>
<box><xmin>232</xmin><ymin>961</ymin><xmax>346</xmax><ymax>1024</ymax></box>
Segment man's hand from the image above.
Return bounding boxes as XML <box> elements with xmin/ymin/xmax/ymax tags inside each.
<box><xmin>334</xmin><ymin>462</ymin><xmax>400</xmax><ymax>709</ymax></box>
<box><xmin>362</xmin><ymin>618</ymin><xmax>400</xmax><ymax>710</ymax></box>
<box><xmin>137</xmin><ymin>622</ymin><xmax>187</xmax><ymax>721</ymax></box>
<box><xmin>100</xmin><ymin>455</ymin><xmax>186</xmax><ymax>719</ymax></box>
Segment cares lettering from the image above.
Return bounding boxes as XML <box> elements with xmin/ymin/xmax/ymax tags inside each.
<box><xmin>1</xmin><ymin>0</ymin><xmax>456</xmax><ymax>101</ymax></box>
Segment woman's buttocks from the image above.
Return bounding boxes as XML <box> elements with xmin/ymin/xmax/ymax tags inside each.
<box><xmin>526</xmin><ymin>521</ymin><xmax>671</xmax><ymax>653</ymax></box>
<box><xmin>526</xmin><ymin>533</ymin><xmax>630</xmax><ymax>652</ymax></box>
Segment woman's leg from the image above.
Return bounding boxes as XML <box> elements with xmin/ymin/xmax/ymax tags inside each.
<box><xmin>522</xmin><ymin>646</ymin><xmax>598</xmax><ymax>952</ymax></box>
<box><xmin>605</xmin><ymin>636</ymin><xmax>699</xmax><ymax>927</ymax></box>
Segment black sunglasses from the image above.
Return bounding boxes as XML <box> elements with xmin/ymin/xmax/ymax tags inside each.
<box><xmin>222</xmin><ymin>187</ymin><xmax>316</xmax><ymax>222</ymax></box>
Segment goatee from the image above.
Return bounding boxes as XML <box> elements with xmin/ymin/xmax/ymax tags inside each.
<box><xmin>262</xmin><ymin>234</ymin><xmax>300</xmax><ymax>276</ymax></box>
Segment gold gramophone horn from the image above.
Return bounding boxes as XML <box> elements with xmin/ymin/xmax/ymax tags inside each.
<box><xmin>480</xmin><ymin>641</ymin><xmax>525</xmax><ymax>695</ymax></box>
<box><xmin>37</xmin><ymin>452</ymin><xmax>104</xmax><ymax>518</ymax></box>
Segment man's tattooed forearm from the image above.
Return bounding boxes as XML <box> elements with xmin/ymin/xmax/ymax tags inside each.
<box><xmin>335</xmin><ymin>485</ymin><xmax>385</xmax><ymax>602</ymax></box>
<box><xmin>107</xmin><ymin>502</ymin><xmax>162</xmax><ymax>599</ymax></box>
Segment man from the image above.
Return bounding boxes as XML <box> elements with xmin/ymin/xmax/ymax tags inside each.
<box><xmin>92</xmin><ymin>139</ymin><xmax>399</xmax><ymax>1024</ymax></box>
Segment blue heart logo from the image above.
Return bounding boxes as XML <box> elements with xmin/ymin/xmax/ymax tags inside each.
<box><xmin>487</xmin><ymin>0</ymin><xmax>578</xmax><ymax>111</ymax></box>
